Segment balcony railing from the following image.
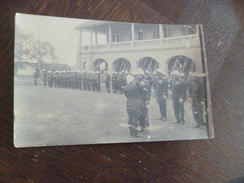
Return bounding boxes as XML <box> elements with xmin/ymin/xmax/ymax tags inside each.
<box><xmin>80</xmin><ymin>34</ymin><xmax>199</xmax><ymax>53</ymax></box>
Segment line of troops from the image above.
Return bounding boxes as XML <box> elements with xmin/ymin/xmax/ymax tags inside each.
<box><xmin>41</xmin><ymin>70</ymin><xmax>103</xmax><ymax>92</ymax></box>
<box><xmin>39</xmin><ymin>70</ymin><xmax>132</xmax><ymax>93</ymax></box>
<box><xmin>123</xmin><ymin>68</ymin><xmax>206</xmax><ymax>137</ymax></box>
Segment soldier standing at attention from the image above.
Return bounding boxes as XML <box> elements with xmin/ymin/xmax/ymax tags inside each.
<box><xmin>105</xmin><ymin>71</ymin><xmax>111</xmax><ymax>93</ymax></box>
<box><xmin>112</xmin><ymin>71</ymin><xmax>117</xmax><ymax>93</ymax></box>
<box><xmin>169</xmin><ymin>70</ymin><xmax>185</xmax><ymax>125</ymax></box>
<box><xmin>34</xmin><ymin>71</ymin><xmax>38</xmax><ymax>86</ymax></box>
<box><xmin>155</xmin><ymin>68</ymin><xmax>168</xmax><ymax>121</ymax></box>
<box><xmin>179</xmin><ymin>72</ymin><xmax>188</xmax><ymax>124</ymax></box>
<box><xmin>42</xmin><ymin>70</ymin><xmax>47</xmax><ymax>87</ymax></box>
<box><xmin>124</xmin><ymin>74</ymin><xmax>143</xmax><ymax>137</ymax></box>
<box><xmin>83</xmin><ymin>71</ymin><xmax>87</xmax><ymax>90</ymax></box>
<box><xmin>97</xmin><ymin>71</ymin><xmax>101</xmax><ymax>92</ymax></box>
<box><xmin>188</xmin><ymin>72</ymin><xmax>206</xmax><ymax>128</ymax></box>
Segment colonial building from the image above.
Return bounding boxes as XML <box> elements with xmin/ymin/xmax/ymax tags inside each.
<box><xmin>75</xmin><ymin>20</ymin><xmax>204</xmax><ymax>76</ymax></box>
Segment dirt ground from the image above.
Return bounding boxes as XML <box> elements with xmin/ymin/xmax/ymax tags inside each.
<box><xmin>14</xmin><ymin>76</ymin><xmax>208</xmax><ymax>148</ymax></box>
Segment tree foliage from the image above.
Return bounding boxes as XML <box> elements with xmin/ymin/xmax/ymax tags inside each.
<box><xmin>15</xmin><ymin>26</ymin><xmax>58</xmax><ymax>73</ymax></box>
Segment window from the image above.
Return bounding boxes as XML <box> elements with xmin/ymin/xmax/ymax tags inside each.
<box><xmin>112</xmin><ymin>34</ymin><xmax>120</xmax><ymax>42</ymax></box>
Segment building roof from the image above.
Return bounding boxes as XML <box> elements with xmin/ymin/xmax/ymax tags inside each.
<box><xmin>23</xmin><ymin>62</ymin><xmax>71</xmax><ymax>71</ymax></box>
<box><xmin>75</xmin><ymin>20</ymin><xmax>114</xmax><ymax>30</ymax></box>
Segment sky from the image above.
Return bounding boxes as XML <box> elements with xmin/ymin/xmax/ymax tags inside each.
<box><xmin>16</xmin><ymin>13</ymin><xmax>90</xmax><ymax>66</ymax></box>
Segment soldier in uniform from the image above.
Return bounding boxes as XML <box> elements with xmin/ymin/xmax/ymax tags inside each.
<box><xmin>155</xmin><ymin>68</ymin><xmax>168</xmax><ymax>121</ymax></box>
<box><xmin>96</xmin><ymin>71</ymin><xmax>101</xmax><ymax>92</ymax></box>
<box><xmin>179</xmin><ymin>72</ymin><xmax>188</xmax><ymax>123</ymax></box>
<box><xmin>134</xmin><ymin>68</ymin><xmax>151</xmax><ymax>134</ymax></box>
<box><xmin>112</xmin><ymin>71</ymin><xmax>118</xmax><ymax>93</ymax></box>
<box><xmin>34</xmin><ymin>71</ymin><xmax>38</xmax><ymax>86</ymax></box>
<box><xmin>169</xmin><ymin>70</ymin><xmax>185</xmax><ymax>125</ymax></box>
<box><xmin>188</xmin><ymin>72</ymin><xmax>206</xmax><ymax>128</ymax></box>
<box><xmin>105</xmin><ymin>71</ymin><xmax>111</xmax><ymax>93</ymax></box>
<box><xmin>42</xmin><ymin>69</ymin><xmax>47</xmax><ymax>87</ymax></box>
<box><xmin>83</xmin><ymin>71</ymin><xmax>87</xmax><ymax>90</ymax></box>
<box><xmin>118</xmin><ymin>72</ymin><xmax>124</xmax><ymax>94</ymax></box>
<box><xmin>87</xmin><ymin>71</ymin><xmax>92</xmax><ymax>91</ymax></box>
<box><xmin>124</xmin><ymin>74</ymin><xmax>143</xmax><ymax>137</ymax></box>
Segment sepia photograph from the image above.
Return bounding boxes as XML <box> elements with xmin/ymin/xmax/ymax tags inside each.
<box><xmin>14</xmin><ymin>13</ymin><xmax>213</xmax><ymax>148</ymax></box>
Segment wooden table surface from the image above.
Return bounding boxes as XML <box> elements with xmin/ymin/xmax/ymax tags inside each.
<box><xmin>1</xmin><ymin>0</ymin><xmax>244</xmax><ymax>182</ymax></box>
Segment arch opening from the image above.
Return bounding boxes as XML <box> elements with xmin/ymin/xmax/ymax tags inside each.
<box><xmin>112</xmin><ymin>58</ymin><xmax>131</xmax><ymax>72</ymax></box>
<box><xmin>92</xmin><ymin>59</ymin><xmax>108</xmax><ymax>82</ymax></box>
<box><xmin>136</xmin><ymin>57</ymin><xmax>159</xmax><ymax>74</ymax></box>
<box><xmin>167</xmin><ymin>55</ymin><xmax>196</xmax><ymax>76</ymax></box>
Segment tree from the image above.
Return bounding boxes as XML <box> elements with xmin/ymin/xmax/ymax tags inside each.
<box><xmin>14</xmin><ymin>26</ymin><xmax>58</xmax><ymax>75</ymax></box>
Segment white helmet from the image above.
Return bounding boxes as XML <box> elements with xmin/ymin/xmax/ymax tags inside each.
<box><xmin>126</xmin><ymin>75</ymin><xmax>135</xmax><ymax>84</ymax></box>
<box><xmin>134</xmin><ymin>68</ymin><xmax>144</xmax><ymax>75</ymax></box>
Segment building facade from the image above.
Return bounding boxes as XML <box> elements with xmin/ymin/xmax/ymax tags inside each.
<box><xmin>75</xmin><ymin>21</ymin><xmax>203</xmax><ymax>76</ymax></box>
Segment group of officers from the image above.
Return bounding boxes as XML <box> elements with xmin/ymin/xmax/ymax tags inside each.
<box><xmin>123</xmin><ymin>68</ymin><xmax>206</xmax><ymax>137</ymax></box>
<box><xmin>35</xmin><ymin>67</ymin><xmax>206</xmax><ymax>138</ymax></box>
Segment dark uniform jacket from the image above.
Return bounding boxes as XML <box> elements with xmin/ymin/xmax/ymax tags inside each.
<box><xmin>139</xmin><ymin>79</ymin><xmax>151</xmax><ymax>104</ymax></box>
<box><xmin>170</xmin><ymin>79</ymin><xmax>184</xmax><ymax>98</ymax></box>
<box><xmin>105</xmin><ymin>74</ymin><xmax>111</xmax><ymax>83</ymax></box>
<box><xmin>124</xmin><ymin>81</ymin><xmax>143</xmax><ymax>106</ymax></box>
<box><xmin>156</xmin><ymin>78</ymin><xmax>168</xmax><ymax>96</ymax></box>
<box><xmin>188</xmin><ymin>78</ymin><xmax>205</xmax><ymax>102</ymax></box>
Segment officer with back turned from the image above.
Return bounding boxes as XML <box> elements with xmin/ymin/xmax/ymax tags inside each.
<box><xmin>134</xmin><ymin>68</ymin><xmax>151</xmax><ymax>134</ymax></box>
<box><xmin>124</xmin><ymin>74</ymin><xmax>143</xmax><ymax>137</ymax></box>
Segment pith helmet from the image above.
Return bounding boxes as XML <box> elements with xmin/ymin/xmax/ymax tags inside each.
<box><xmin>126</xmin><ymin>75</ymin><xmax>135</xmax><ymax>84</ymax></box>
<box><xmin>134</xmin><ymin>68</ymin><xmax>144</xmax><ymax>75</ymax></box>
<box><xmin>156</xmin><ymin>68</ymin><xmax>165</xmax><ymax>75</ymax></box>
<box><xmin>145</xmin><ymin>70</ymin><xmax>150</xmax><ymax>74</ymax></box>
<box><xmin>171</xmin><ymin>70</ymin><xmax>180</xmax><ymax>75</ymax></box>
<box><xmin>192</xmin><ymin>72</ymin><xmax>206</xmax><ymax>78</ymax></box>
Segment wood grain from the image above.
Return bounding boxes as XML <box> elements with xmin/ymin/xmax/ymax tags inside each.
<box><xmin>0</xmin><ymin>0</ymin><xmax>244</xmax><ymax>182</ymax></box>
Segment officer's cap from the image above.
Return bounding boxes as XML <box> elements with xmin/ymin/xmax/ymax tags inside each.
<box><xmin>122</xmin><ymin>70</ymin><xmax>125</xmax><ymax>73</ymax></box>
<box><xmin>126</xmin><ymin>75</ymin><xmax>135</xmax><ymax>84</ymax></box>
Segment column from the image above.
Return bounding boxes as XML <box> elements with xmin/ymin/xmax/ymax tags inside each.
<box><xmin>159</xmin><ymin>24</ymin><xmax>163</xmax><ymax>46</ymax></box>
<box><xmin>131</xmin><ymin>23</ymin><xmax>135</xmax><ymax>48</ymax></box>
<box><xmin>89</xmin><ymin>27</ymin><xmax>92</xmax><ymax>51</ymax></box>
<box><xmin>79</xmin><ymin>30</ymin><xmax>83</xmax><ymax>71</ymax></box>
<box><xmin>108</xmin><ymin>24</ymin><xmax>112</xmax><ymax>50</ymax></box>
<box><xmin>95</xmin><ymin>31</ymin><xmax>98</xmax><ymax>45</ymax></box>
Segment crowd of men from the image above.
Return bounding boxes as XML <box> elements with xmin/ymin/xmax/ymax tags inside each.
<box><xmin>34</xmin><ymin>67</ymin><xmax>207</xmax><ymax>138</ymax></box>
<box><xmin>123</xmin><ymin>68</ymin><xmax>206</xmax><ymax>137</ymax></box>
<box><xmin>37</xmin><ymin>70</ymin><xmax>133</xmax><ymax>93</ymax></box>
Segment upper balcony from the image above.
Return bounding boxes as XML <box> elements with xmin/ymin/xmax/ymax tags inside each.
<box><xmin>79</xmin><ymin>34</ymin><xmax>199</xmax><ymax>53</ymax></box>
<box><xmin>76</xmin><ymin>21</ymin><xmax>200</xmax><ymax>54</ymax></box>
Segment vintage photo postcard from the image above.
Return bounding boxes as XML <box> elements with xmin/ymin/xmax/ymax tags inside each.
<box><xmin>14</xmin><ymin>13</ymin><xmax>213</xmax><ymax>148</ymax></box>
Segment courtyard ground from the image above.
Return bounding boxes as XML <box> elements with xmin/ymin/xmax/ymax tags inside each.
<box><xmin>14</xmin><ymin>76</ymin><xmax>208</xmax><ymax>148</ymax></box>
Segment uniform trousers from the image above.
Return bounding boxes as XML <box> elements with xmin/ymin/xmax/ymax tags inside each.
<box><xmin>157</xmin><ymin>95</ymin><xmax>167</xmax><ymax>119</ymax></box>
<box><xmin>126</xmin><ymin>104</ymin><xmax>141</xmax><ymax>135</ymax></box>
<box><xmin>192</xmin><ymin>100</ymin><xmax>204</xmax><ymax>126</ymax></box>
<box><xmin>172</xmin><ymin>97</ymin><xmax>184</xmax><ymax>123</ymax></box>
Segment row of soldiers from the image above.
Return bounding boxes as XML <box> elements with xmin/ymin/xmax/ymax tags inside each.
<box><xmin>42</xmin><ymin>70</ymin><xmax>102</xmax><ymax>92</ymax></box>
<box><xmin>41</xmin><ymin>70</ymin><xmax>136</xmax><ymax>94</ymax></box>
